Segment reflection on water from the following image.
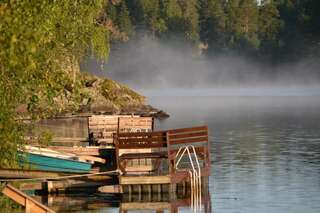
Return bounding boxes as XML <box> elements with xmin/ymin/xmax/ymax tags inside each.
<box><xmin>33</xmin><ymin>96</ymin><xmax>320</xmax><ymax>212</ymax></box>
<box><xmin>34</xmin><ymin>189</ymin><xmax>211</xmax><ymax>213</ymax></box>
<box><xmin>150</xmin><ymin>96</ymin><xmax>320</xmax><ymax>213</ymax></box>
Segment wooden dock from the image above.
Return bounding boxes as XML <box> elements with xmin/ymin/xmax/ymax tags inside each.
<box><xmin>114</xmin><ymin>126</ymin><xmax>211</xmax><ymax>192</ymax></box>
<box><xmin>120</xmin><ymin>175</ymin><xmax>171</xmax><ymax>185</ymax></box>
<box><xmin>0</xmin><ymin>168</ymin><xmax>71</xmax><ymax>179</ymax></box>
<box><xmin>1</xmin><ymin>117</ymin><xmax>212</xmax><ymax>212</ymax></box>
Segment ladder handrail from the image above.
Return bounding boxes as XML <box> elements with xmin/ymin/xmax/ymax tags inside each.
<box><xmin>174</xmin><ymin>145</ymin><xmax>202</xmax><ymax>212</ymax></box>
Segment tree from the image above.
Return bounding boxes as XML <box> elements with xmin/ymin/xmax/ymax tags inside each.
<box><xmin>178</xmin><ymin>0</ymin><xmax>200</xmax><ymax>41</ymax></box>
<box><xmin>138</xmin><ymin>0</ymin><xmax>167</xmax><ymax>36</ymax></box>
<box><xmin>277</xmin><ymin>0</ymin><xmax>320</xmax><ymax>60</ymax></box>
<box><xmin>226</xmin><ymin>0</ymin><xmax>260</xmax><ymax>51</ymax></box>
<box><xmin>258</xmin><ymin>0</ymin><xmax>283</xmax><ymax>59</ymax></box>
<box><xmin>200</xmin><ymin>0</ymin><xmax>227</xmax><ymax>53</ymax></box>
<box><xmin>0</xmin><ymin>0</ymin><xmax>110</xmax><ymax>166</ymax></box>
<box><xmin>117</xmin><ymin>1</ymin><xmax>133</xmax><ymax>36</ymax></box>
<box><xmin>162</xmin><ymin>0</ymin><xmax>183</xmax><ymax>33</ymax></box>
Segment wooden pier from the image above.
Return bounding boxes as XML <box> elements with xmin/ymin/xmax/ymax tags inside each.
<box><xmin>1</xmin><ymin>114</ymin><xmax>211</xmax><ymax>212</ymax></box>
<box><xmin>114</xmin><ymin>126</ymin><xmax>210</xmax><ymax>193</ymax></box>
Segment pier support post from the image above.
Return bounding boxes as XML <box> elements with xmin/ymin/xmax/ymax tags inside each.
<box><xmin>169</xmin><ymin>184</ymin><xmax>177</xmax><ymax>200</ymax></box>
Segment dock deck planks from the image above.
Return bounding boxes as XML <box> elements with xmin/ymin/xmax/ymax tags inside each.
<box><xmin>120</xmin><ymin>175</ymin><xmax>171</xmax><ymax>185</ymax></box>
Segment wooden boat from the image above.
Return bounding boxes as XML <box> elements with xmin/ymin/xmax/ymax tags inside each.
<box><xmin>18</xmin><ymin>146</ymin><xmax>92</xmax><ymax>173</ymax></box>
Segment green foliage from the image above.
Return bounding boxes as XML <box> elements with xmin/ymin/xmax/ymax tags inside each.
<box><xmin>106</xmin><ymin>0</ymin><xmax>133</xmax><ymax>38</ymax></box>
<box><xmin>199</xmin><ymin>0</ymin><xmax>226</xmax><ymax>52</ymax></box>
<box><xmin>259</xmin><ymin>1</ymin><xmax>283</xmax><ymax>41</ymax></box>
<box><xmin>100</xmin><ymin>79</ymin><xmax>144</xmax><ymax>107</ymax></box>
<box><xmin>225</xmin><ymin>0</ymin><xmax>260</xmax><ymax>50</ymax></box>
<box><xmin>162</xmin><ymin>0</ymin><xmax>183</xmax><ymax>34</ymax></box>
<box><xmin>276</xmin><ymin>0</ymin><xmax>320</xmax><ymax>60</ymax></box>
<box><xmin>103</xmin><ymin>0</ymin><xmax>320</xmax><ymax>59</ymax></box>
<box><xmin>0</xmin><ymin>195</ymin><xmax>21</xmax><ymax>213</ymax></box>
<box><xmin>163</xmin><ymin>0</ymin><xmax>182</xmax><ymax>18</ymax></box>
<box><xmin>0</xmin><ymin>0</ymin><xmax>110</xmax><ymax>165</ymax></box>
<box><xmin>0</xmin><ymin>0</ymin><xmax>318</xmax><ymax>167</ymax></box>
<box><xmin>117</xmin><ymin>1</ymin><xmax>134</xmax><ymax>36</ymax></box>
<box><xmin>121</xmin><ymin>0</ymin><xmax>319</xmax><ymax>59</ymax></box>
<box><xmin>0</xmin><ymin>183</ymin><xmax>24</xmax><ymax>212</ymax></box>
<box><xmin>179</xmin><ymin>0</ymin><xmax>200</xmax><ymax>41</ymax></box>
<box><xmin>139</xmin><ymin>0</ymin><xmax>167</xmax><ymax>35</ymax></box>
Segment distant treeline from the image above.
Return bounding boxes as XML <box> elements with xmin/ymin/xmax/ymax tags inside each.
<box><xmin>106</xmin><ymin>0</ymin><xmax>320</xmax><ymax>62</ymax></box>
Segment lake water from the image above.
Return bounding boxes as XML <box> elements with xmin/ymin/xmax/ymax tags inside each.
<box><xmin>33</xmin><ymin>95</ymin><xmax>320</xmax><ymax>213</ymax></box>
<box><xmin>149</xmin><ymin>96</ymin><xmax>320</xmax><ymax>213</ymax></box>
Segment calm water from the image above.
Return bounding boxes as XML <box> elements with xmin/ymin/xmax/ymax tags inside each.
<box><xmin>34</xmin><ymin>96</ymin><xmax>320</xmax><ymax>212</ymax></box>
<box><xmin>150</xmin><ymin>96</ymin><xmax>320</xmax><ymax>213</ymax></box>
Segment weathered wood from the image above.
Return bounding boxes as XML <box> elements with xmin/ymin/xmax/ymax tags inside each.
<box><xmin>116</xmin><ymin>132</ymin><xmax>166</xmax><ymax>147</ymax></box>
<box><xmin>88</xmin><ymin>115</ymin><xmax>154</xmax><ymax>145</ymax></box>
<box><xmin>26</xmin><ymin>137</ymin><xmax>88</xmax><ymax>143</ymax></box>
<box><xmin>169</xmin><ymin>146</ymin><xmax>207</xmax><ymax>155</ymax></box>
<box><xmin>120</xmin><ymin>202</ymin><xmax>170</xmax><ymax>210</ymax></box>
<box><xmin>168</xmin><ymin>131</ymin><xmax>208</xmax><ymax>139</ymax></box>
<box><xmin>20</xmin><ymin>182</ymin><xmax>43</xmax><ymax>191</ymax></box>
<box><xmin>120</xmin><ymin>152</ymin><xmax>167</xmax><ymax>159</ymax></box>
<box><xmin>168</xmin><ymin>136</ymin><xmax>208</xmax><ymax>145</ymax></box>
<box><xmin>0</xmin><ymin>169</ymin><xmax>68</xmax><ymax>179</ymax></box>
<box><xmin>49</xmin><ymin>146</ymin><xmax>114</xmax><ymax>156</ymax></box>
<box><xmin>122</xmin><ymin>165</ymin><xmax>155</xmax><ymax>173</ymax></box>
<box><xmin>116</xmin><ymin>125</ymin><xmax>211</xmax><ymax>191</ymax></box>
<box><xmin>20</xmin><ymin>179</ymin><xmax>110</xmax><ymax>192</ymax></box>
<box><xmin>120</xmin><ymin>175</ymin><xmax>171</xmax><ymax>185</ymax></box>
<box><xmin>77</xmin><ymin>155</ymin><xmax>106</xmax><ymax>164</ymax></box>
<box><xmin>117</xmin><ymin>137</ymin><xmax>166</xmax><ymax>144</ymax></box>
<box><xmin>167</xmin><ymin>126</ymin><xmax>210</xmax><ymax>184</ymax></box>
<box><xmin>118</xmin><ymin>142</ymin><xmax>166</xmax><ymax>149</ymax></box>
<box><xmin>96</xmin><ymin>138</ymin><xmax>113</xmax><ymax>144</ymax></box>
<box><xmin>115</xmin><ymin>131</ymin><xmax>167</xmax><ymax>174</ymax></box>
<box><xmin>117</xmin><ymin>131</ymin><xmax>165</xmax><ymax>137</ymax></box>
<box><xmin>98</xmin><ymin>185</ymin><xmax>121</xmax><ymax>193</ymax></box>
<box><xmin>167</xmin><ymin>126</ymin><xmax>208</xmax><ymax>134</ymax></box>
<box><xmin>2</xmin><ymin>184</ymin><xmax>55</xmax><ymax>213</ymax></box>
<box><xmin>50</xmin><ymin>137</ymin><xmax>88</xmax><ymax>142</ymax></box>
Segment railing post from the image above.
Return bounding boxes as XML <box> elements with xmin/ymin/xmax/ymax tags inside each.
<box><xmin>166</xmin><ymin>131</ymin><xmax>174</xmax><ymax>176</ymax></box>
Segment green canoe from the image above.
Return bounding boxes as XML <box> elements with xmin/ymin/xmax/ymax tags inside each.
<box><xmin>18</xmin><ymin>149</ymin><xmax>92</xmax><ymax>174</ymax></box>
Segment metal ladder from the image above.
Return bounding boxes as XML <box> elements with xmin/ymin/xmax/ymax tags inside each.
<box><xmin>174</xmin><ymin>145</ymin><xmax>202</xmax><ymax>212</ymax></box>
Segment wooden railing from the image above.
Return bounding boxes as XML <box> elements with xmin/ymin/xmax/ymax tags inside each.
<box><xmin>114</xmin><ymin>131</ymin><xmax>167</xmax><ymax>174</ymax></box>
<box><xmin>114</xmin><ymin>126</ymin><xmax>210</xmax><ymax>179</ymax></box>
<box><xmin>167</xmin><ymin>126</ymin><xmax>210</xmax><ymax>183</ymax></box>
<box><xmin>2</xmin><ymin>184</ymin><xmax>55</xmax><ymax>213</ymax></box>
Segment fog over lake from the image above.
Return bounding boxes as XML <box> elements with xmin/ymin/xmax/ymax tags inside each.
<box><xmin>149</xmin><ymin>96</ymin><xmax>320</xmax><ymax>213</ymax></box>
<box><xmin>82</xmin><ymin>35</ymin><xmax>320</xmax><ymax>212</ymax></box>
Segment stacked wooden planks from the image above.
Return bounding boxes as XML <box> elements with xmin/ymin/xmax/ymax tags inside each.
<box><xmin>88</xmin><ymin>115</ymin><xmax>120</xmax><ymax>145</ymax></box>
<box><xmin>88</xmin><ymin>115</ymin><xmax>154</xmax><ymax>145</ymax></box>
<box><xmin>118</xmin><ymin>117</ymin><xmax>153</xmax><ymax>133</ymax></box>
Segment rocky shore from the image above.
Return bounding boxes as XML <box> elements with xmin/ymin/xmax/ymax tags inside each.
<box><xmin>17</xmin><ymin>72</ymin><xmax>169</xmax><ymax>120</ymax></box>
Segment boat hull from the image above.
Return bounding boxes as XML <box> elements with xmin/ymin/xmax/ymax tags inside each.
<box><xmin>18</xmin><ymin>152</ymin><xmax>92</xmax><ymax>173</ymax></box>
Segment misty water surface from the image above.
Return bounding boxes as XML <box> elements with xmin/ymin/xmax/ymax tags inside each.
<box><xmin>149</xmin><ymin>95</ymin><xmax>320</xmax><ymax>213</ymax></box>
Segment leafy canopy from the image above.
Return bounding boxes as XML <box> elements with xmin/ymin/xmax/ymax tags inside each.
<box><xmin>0</xmin><ymin>0</ymin><xmax>110</xmax><ymax>166</ymax></box>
